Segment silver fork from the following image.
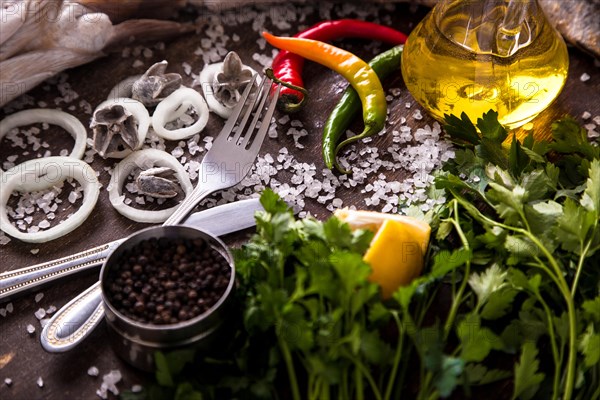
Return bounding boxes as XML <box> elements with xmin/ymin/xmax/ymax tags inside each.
<box><xmin>40</xmin><ymin>75</ymin><xmax>281</xmax><ymax>352</ymax></box>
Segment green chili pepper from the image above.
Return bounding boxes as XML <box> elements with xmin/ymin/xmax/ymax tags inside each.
<box><xmin>323</xmin><ymin>45</ymin><xmax>404</xmax><ymax>173</ymax></box>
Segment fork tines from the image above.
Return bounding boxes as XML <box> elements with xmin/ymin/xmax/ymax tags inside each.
<box><xmin>220</xmin><ymin>74</ymin><xmax>281</xmax><ymax>150</ymax></box>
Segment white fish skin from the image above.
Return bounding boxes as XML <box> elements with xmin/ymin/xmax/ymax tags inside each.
<box><xmin>0</xmin><ymin>1</ymin><xmax>193</xmax><ymax>107</ymax></box>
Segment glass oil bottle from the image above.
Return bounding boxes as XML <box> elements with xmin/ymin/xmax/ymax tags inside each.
<box><xmin>401</xmin><ymin>0</ymin><xmax>569</xmax><ymax>130</ymax></box>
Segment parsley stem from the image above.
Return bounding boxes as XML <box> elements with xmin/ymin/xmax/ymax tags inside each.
<box><xmin>355</xmin><ymin>365</ymin><xmax>364</xmax><ymax>400</ymax></box>
<box><xmin>278</xmin><ymin>337</ymin><xmax>301</xmax><ymax>400</ymax></box>
<box><xmin>384</xmin><ymin>311</ymin><xmax>404</xmax><ymax>400</ymax></box>
<box><xmin>443</xmin><ymin>200</ymin><xmax>471</xmax><ymax>340</ymax></box>
<box><xmin>533</xmin><ymin>286</ymin><xmax>561</xmax><ymax>400</ymax></box>
<box><xmin>343</xmin><ymin>349</ymin><xmax>382</xmax><ymax>400</ymax></box>
<box><xmin>571</xmin><ymin>238</ymin><xmax>593</xmax><ymax>296</ymax></box>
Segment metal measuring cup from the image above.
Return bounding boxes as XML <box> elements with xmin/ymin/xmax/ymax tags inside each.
<box><xmin>55</xmin><ymin>225</ymin><xmax>236</xmax><ymax>371</ymax></box>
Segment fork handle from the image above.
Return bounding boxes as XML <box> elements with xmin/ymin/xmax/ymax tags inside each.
<box><xmin>41</xmin><ymin>281</ymin><xmax>104</xmax><ymax>352</ymax></box>
<box><xmin>163</xmin><ymin>185</ymin><xmax>212</xmax><ymax>226</ymax></box>
<box><xmin>0</xmin><ymin>240</ymin><xmax>122</xmax><ymax>302</ymax></box>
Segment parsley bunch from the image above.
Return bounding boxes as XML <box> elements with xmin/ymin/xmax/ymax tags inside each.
<box><xmin>421</xmin><ymin>111</ymin><xmax>600</xmax><ymax>400</ymax></box>
<box><xmin>124</xmin><ymin>112</ymin><xmax>598</xmax><ymax>400</ymax></box>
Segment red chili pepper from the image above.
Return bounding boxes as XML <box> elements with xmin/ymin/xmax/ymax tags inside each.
<box><xmin>272</xmin><ymin>19</ymin><xmax>407</xmax><ymax>112</ymax></box>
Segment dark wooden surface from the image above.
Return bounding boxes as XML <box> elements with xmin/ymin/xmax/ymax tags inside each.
<box><xmin>1</xmin><ymin>3</ymin><xmax>599</xmax><ymax>399</ymax></box>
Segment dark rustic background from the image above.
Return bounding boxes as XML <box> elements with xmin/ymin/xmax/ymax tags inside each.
<box><xmin>1</xmin><ymin>2</ymin><xmax>599</xmax><ymax>399</ymax></box>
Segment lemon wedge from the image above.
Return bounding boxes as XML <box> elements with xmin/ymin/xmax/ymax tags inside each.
<box><xmin>335</xmin><ymin>209</ymin><xmax>431</xmax><ymax>298</ymax></box>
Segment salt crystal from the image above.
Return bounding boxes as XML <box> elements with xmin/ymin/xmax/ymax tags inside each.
<box><xmin>46</xmin><ymin>305</ymin><xmax>57</xmax><ymax>314</ymax></box>
<box><xmin>580</xmin><ymin>73</ymin><xmax>591</xmax><ymax>82</ymax></box>
<box><xmin>34</xmin><ymin>308</ymin><xmax>46</xmax><ymax>320</ymax></box>
<box><xmin>131</xmin><ymin>385</ymin><xmax>143</xmax><ymax>393</ymax></box>
<box><xmin>594</xmin><ymin>116</ymin><xmax>600</xmax><ymax>125</ymax></box>
<box><xmin>38</xmin><ymin>220</ymin><xmax>51</xmax><ymax>229</ymax></box>
<box><xmin>143</xmin><ymin>48</ymin><xmax>153</xmax><ymax>58</ymax></box>
<box><xmin>39</xmin><ymin>318</ymin><xmax>50</xmax><ymax>328</ymax></box>
<box><xmin>88</xmin><ymin>366</ymin><xmax>99</xmax><ymax>377</ymax></box>
<box><xmin>37</xmin><ymin>377</ymin><xmax>44</xmax><ymax>388</ymax></box>
<box><xmin>6</xmin><ymin>303</ymin><xmax>13</xmax><ymax>313</ymax></box>
<box><xmin>0</xmin><ymin>308</ymin><xmax>6</xmax><ymax>317</ymax></box>
<box><xmin>35</xmin><ymin>293</ymin><xmax>44</xmax><ymax>303</ymax></box>
<box><xmin>132</xmin><ymin>60</ymin><xmax>144</xmax><ymax>68</ymax></box>
<box><xmin>171</xmin><ymin>147</ymin><xmax>184</xmax><ymax>158</ymax></box>
<box><xmin>27</xmin><ymin>324</ymin><xmax>36</xmax><ymax>334</ymax></box>
<box><xmin>4</xmin><ymin>378</ymin><xmax>12</xmax><ymax>386</ymax></box>
<box><xmin>0</xmin><ymin>232</ymin><xmax>11</xmax><ymax>245</ymax></box>
<box><xmin>582</xmin><ymin>111</ymin><xmax>592</xmax><ymax>120</ymax></box>
<box><xmin>68</xmin><ymin>191</ymin><xmax>79</xmax><ymax>203</ymax></box>
<box><xmin>405</xmin><ymin>102</ymin><xmax>411</xmax><ymax>109</ymax></box>
<box><xmin>97</xmin><ymin>369</ymin><xmax>122</xmax><ymax>398</ymax></box>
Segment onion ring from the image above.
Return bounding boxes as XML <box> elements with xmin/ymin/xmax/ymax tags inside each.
<box><xmin>107</xmin><ymin>148</ymin><xmax>193</xmax><ymax>223</ymax></box>
<box><xmin>0</xmin><ymin>109</ymin><xmax>87</xmax><ymax>171</ymax></box>
<box><xmin>0</xmin><ymin>157</ymin><xmax>100</xmax><ymax>243</ymax></box>
<box><xmin>198</xmin><ymin>62</ymin><xmax>261</xmax><ymax>119</ymax></box>
<box><xmin>91</xmin><ymin>97</ymin><xmax>150</xmax><ymax>159</ymax></box>
<box><xmin>151</xmin><ymin>87</ymin><xmax>209</xmax><ymax>140</ymax></box>
<box><xmin>106</xmin><ymin>75</ymin><xmax>142</xmax><ymax>101</ymax></box>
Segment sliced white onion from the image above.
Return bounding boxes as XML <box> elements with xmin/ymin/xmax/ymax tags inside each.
<box><xmin>91</xmin><ymin>97</ymin><xmax>150</xmax><ymax>159</ymax></box>
<box><xmin>198</xmin><ymin>63</ymin><xmax>261</xmax><ymax>119</ymax></box>
<box><xmin>0</xmin><ymin>109</ymin><xmax>87</xmax><ymax>171</ymax></box>
<box><xmin>107</xmin><ymin>148</ymin><xmax>193</xmax><ymax>223</ymax></box>
<box><xmin>106</xmin><ymin>75</ymin><xmax>142</xmax><ymax>101</ymax></box>
<box><xmin>0</xmin><ymin>157</ymin><xmax>100</xmax><ymax>243</ymax></box>
<box><xmin>151</xmin><ymin>87</ymin><xmax>209</xmax><ymax>140</ymax></box>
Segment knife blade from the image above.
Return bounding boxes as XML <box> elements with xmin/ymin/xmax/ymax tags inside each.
<box><xmin>0</xmin><ymin>198</ymin><xmax>263</xmax><ymax>302</ymax></box>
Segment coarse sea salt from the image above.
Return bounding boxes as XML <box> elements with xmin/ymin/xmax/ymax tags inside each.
<box><xmin>34</xmin><ymin>308</ymin><xmax>46</xmax><ymax>320</ymax></box>
<box><xmin>88</xmin><ymin>366</ymin><xmax>99</xmax><ymax>377</ymax></box>
<box><xmin>37</xmin><ymin>377</ymin><xmax>44</xmax><ymax>388</ymax></box>
<box><xmin>27</xmin><ymin>324</ymin><xmax>36</xmax><ymax>334</ymax></box>
<box><xmin>35</xmin><ymin>293</ymin><xmax>44</xmax><ymax>303</ymax></box>
<box><xmin>96</xmin><ymin>370</ymin><xmax>122</xmax><ymax>399</ymax></box>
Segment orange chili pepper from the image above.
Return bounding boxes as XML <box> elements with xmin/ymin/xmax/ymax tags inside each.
<box><xmin>263</xmin><ymin>32</ymin><xmax>387</xmax><ymax>164</ymax></box>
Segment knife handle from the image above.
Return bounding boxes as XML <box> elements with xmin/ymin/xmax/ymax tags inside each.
<box><xmin>41</xmin><ymin>281</ymin><xmax>104</xmax><ymax>352</ymax></box>
<box><xmin>0</xmin><ymin>241</ymin><xmax>121</xmax><ymax>302</ymax></box>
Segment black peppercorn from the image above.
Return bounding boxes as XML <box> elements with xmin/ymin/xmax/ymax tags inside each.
<box><xmin>105</xmin><ymin>236</ymin><xmax>231</xmax><ymax>325</ymax></box>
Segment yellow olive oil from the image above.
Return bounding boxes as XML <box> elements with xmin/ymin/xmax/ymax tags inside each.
<box><xmin>402</xmin><ymin>1</ymin><xmax>569</xmax><ymax>129</ymax></box>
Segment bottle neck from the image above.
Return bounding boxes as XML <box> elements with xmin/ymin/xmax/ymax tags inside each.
<box><xmin>434</xmin><ymin>0</ymin><xmax>542</xmax><ymax>57</ymax></box>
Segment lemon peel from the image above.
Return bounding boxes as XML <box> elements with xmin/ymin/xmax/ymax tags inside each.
<box><xmin>335</xmin><ymin>208</ymin><xmax>431</xmax><ymax>298</ymax></box>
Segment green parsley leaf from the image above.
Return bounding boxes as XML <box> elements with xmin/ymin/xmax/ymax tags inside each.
<box><xmin>464</xmin><ymin>363</ymin><xmax>511</xmax><ymax>385</ymax></box>
<box><xmin>457</xmin><ymin>314</ymin><xmax>504</xmax><ymax>362</ymax></box>
<box><xmin>174</xmin><ymin>382</ymin><xmax>203</xmax><ymax>400</ymax></box>
<box><xmin>477</xmin><ymin>110</ymin><xmax>508</xmax><ymax>142</ymax></box>
<box><xmin>444</xmin><ymin>112</ymin><xmax>480</xmax><ymax>146</ymax></box>
<box><xmin>435</xmin><ymin>356</ymin><xmax>465</xmax><ymax>397</ymax></box>
<box><xmin>513</xmin><ymin>342</ymin><xmax>544</xmax><ymax>400</ymax></box>
<box><xmin>581</xmin><ymin>159</ymin><xmax>600</xmax><ymax>214</ymax></box>
<box><xmin>360</xmin><ymin>330</ymin><xmax>393</xmax><ymax>365</ymax></box>
<box><xmin>550</xmin><ymin>117</ymin><xmax>600</xmax><ymax>162</ymax></box>
<box><xmin>468</xmin><ymin>264</ymin><xmax>508</xmax><ymax>305</ymax></box>
<box><xmin>578</xmin><ymin>324</ymin><xmax>600</xmax><ymax>367</ymax></box>
<box><xmin>509</xmin><ymin>135</ymin><xmax>529</xmax><ymax>177</ymax></box>
<box><xmin>582</xmin><ymin>296</ymin><xmax>600</xmax><ymax>323</ymax></box>
<box><xmin>556</xmin><ymin>198</ymin><xmax>588</xmax><ymax>253</ymax></box>
<box><xmin>481</xmin><ymin>286</ymin><xmax>518</xmax><ymax>320</ymax></box>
